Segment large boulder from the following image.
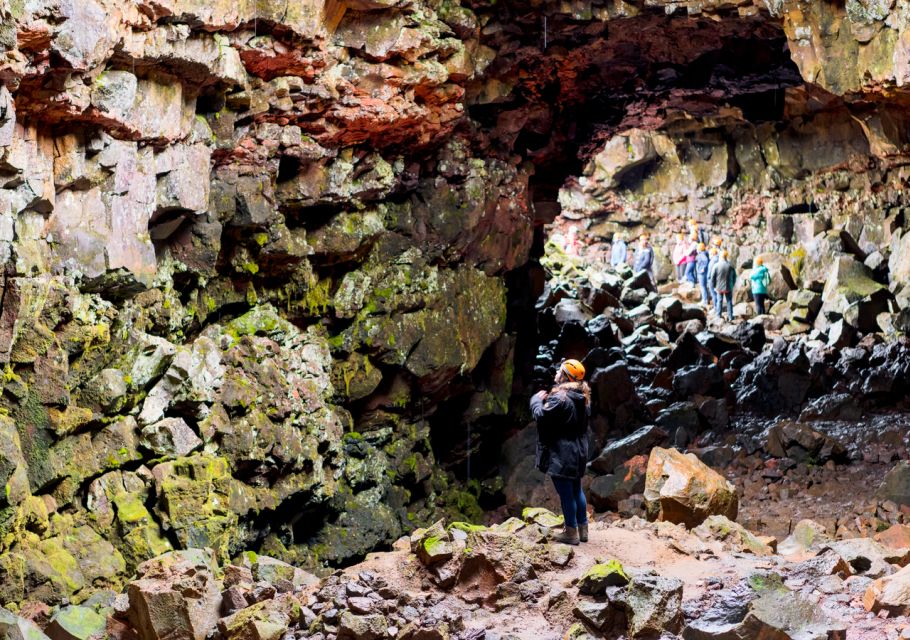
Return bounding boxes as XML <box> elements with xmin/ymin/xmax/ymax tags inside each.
<box><xmin>643</xmin><ymin>448</ymin><xmax>737</xmax><ymax>528</ymax></box>
<box><xmin>817</xmin><ymin>255</ymin><xmax>890</xmax><ymax>333</ymax></box>
<box><xmin>127</xmin><ymin>549</ymin><xmax>223</xmax><ymax>640</ymax></box>
<box><xmin>763</xmin><ymin>421</ymin><xmax>847</xmax><ymax>463</ymax></box>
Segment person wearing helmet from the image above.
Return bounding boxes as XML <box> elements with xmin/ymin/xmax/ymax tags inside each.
<box><xmin>688</xmin><ymin>218</ymin><xmax>709</xmax><ymax>245</ymax></box>
<box><xmin>672</xmin><ymin>232</ymin><xmax>687</xmax><ymax>281</ymax></box>
<box><xmin>684</xmin><ymin>233</ymin><xmax>699</xmax><ymax>284</ymax></box>
<box><xmin>695</xmin><ymin>242</ymin><xmax>710</xmax><ymax>304</ymax></box>
<box><xmin>706</xmin><ymin>246</ymin><xmax>720</xmax><ymax>312</ymax></box>
<box><xmin>633</xmin><ymin>234</ymin><xmax>655</xmax><ymax>283</ymax></box>
<box><xmin>750</xmin><ymin>256</ymin><xmax>771</xmax><ymax>315</ymax></box>
<box><xmin>711</xmin><ymin>249</ymin><xmax>736</xmax><ymax>320</ymax></box>
<box><xmin>530</xmin><ymin>359</ymin><xmax>591</xmax><ymax>546</ymax></box>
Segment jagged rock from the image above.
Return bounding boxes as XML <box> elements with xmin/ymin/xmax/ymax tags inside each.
<box><xmin>877</xmin><ymin>461</ymin><xmax>910</xmax><ymax>505</ymax></box>
<box><xmin>655</xmin><ymin>402</ymin><xmax>701</xmax><ymax>438</ymax></box>
<box><xmin>797</xmin><ymin>393</ymin><xmax>862</xmax><ymax>422</ymax></box>
<box><xmin>684</xmin><ymin>574</ymin><xmax>846</xmax><ymax>640</ymax></box>
<box><xmin>589</xmin><ymin>426</ymin><xmax>667</xmax><ymax>475</ymax></box>
<box><xmin>127</xmin><ymin>549</ymin><xmax>222</xmax><ymax>640</ymax></box>
<box><xmin>875</xmin><ymin>524</ymin><xmax>910</xmax><ymax>550</ymax></box>
<box><xmin>243</xmin><ymin>555</ymin><xmax>319</xmax><ymax>590</ymax></box>
<box><xmin>764</xmin><ymin>421</ymin><xmax>846</xmax><ymax>463</ymax></box>
<box><xmin>693</xmin><ymin>516</ymin><xmax>774</xmax><ymax>556</ymax></box>
<box><xmin>729</xmin><ymin>322</ymin><xmax>766</xmax><ymax>353</ymax></box>
<box><xmin>787</xmin><ymin>549</ymin><xmax>853</xmax><ymax>583</ymax></box>
<box><xmin>411</xmin><ymin>521</ymin><xmax>455</xmax><ymax>566</ymax></box>
<box><xmin>45</xmin><ymin>606</ymin><xmax>106</xmax><ymax>640</ymax></box>
<box><xmin>139</xmin><ymin>418</ymin><xmax>202</xmax><ymax>457</ymax></box>
<box><xmin>623</xmin><ymin>571</ymin><xmax>683</xmax><ymax>637</ymax></box>
<box><xmin>644</xmin><ymin>447</ymin><xmax>738</xmax><ymax>528</ymax></box>
<box><xmin>864</xmin><ymin>564</ymin><xmax>910</xmax><ymax>616</ymax></box>
<box><xmin>821</xmin><ymin>538</ymin><xmax>909</xmax><ymax>578</ymax></box>
<box><xmin>522</xmin><ymin>507</ymin><xmax>564</xmax><ymax>528</ymax></box>
<box><xmin>778</xmin><ymin>520</ymin><xmax>832</xmax><ymax>557</ymax></box>
<box><xmin>588</xmin><ymin>455</ymin><xmax>648</xmax><ymax>512</ymax></box>
<box><xmin>672</xmin><ymin>364</ymin><xmax>724</xmax><ymax>397</ymax></box>
<box><xmin>0</xmin><ymin>608</ymin><xmax>52</xmax><ymax>640</ymax></box>
<box><xmin>553</xmin><ymin>299</ymin><xmax>592</xmax><ymax>326</ymax></box>
<box><xmin>573</xmin><ymin>600</ymin><xmax>624</xmax><ymax>632</ymax></box>
<box><xmin>337</xmin><ymin>612</ymin><xmax>388</xmax><ymax>640</ymax></box>
<box><xmin>217</xmin><ymin>593</ymin><xmax>301</xmax><ymax>640</ymax></box>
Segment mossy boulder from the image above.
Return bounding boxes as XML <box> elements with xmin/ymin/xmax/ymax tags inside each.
<box><xmin>45</xmin><ymin>606</ymin><xmax>107</xmax><ymax>640</ymax></box>
<box><xmin>411</xmin><ymin>520</ymin><xmax>454</xmax><ymax>566</ymax></box>
<box><xmin>578</xmin><ymin>560</ymin><xmax>630</xmax><ymax>594</ymax></box>
<box><xmin>522</xmin><ymin>507</ymin><xmax>564</xmax><ymax>528</ymax></box>
<box><xmin>218</xmin><ymin>593</ymin><xmax>301</xmax><ymax>640</ymax></box>
<box><xmin>693</xmin><ymin>515</ymin><xmax>774</xmax><ymax>556</ymax></box>
<box><xmin>150</xmin><ymin>454</ymin><xmax>238</xmax><ymax>559</ymax></box>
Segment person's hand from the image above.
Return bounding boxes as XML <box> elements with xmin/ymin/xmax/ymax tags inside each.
<box><xmin>535</xmin><ymin>390</ymin><xmax>548</xmax><ymax>401</ymax></box>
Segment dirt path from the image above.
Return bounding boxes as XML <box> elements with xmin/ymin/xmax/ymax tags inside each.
<box><xmin>342</xmin><ymin>518</ymin><xmax>769</xmax><ymax>639</ymax></box>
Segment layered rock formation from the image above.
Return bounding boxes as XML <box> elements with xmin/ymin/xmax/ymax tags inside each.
<box><xmin>5</xmin><ymin>0</ymin><xmax>910</xmax><ymax>618</ymax></box>
<box><xmin>0</xmin><ymin>0</ymin><xmax>536</xmax><ymax>609</ymax></box>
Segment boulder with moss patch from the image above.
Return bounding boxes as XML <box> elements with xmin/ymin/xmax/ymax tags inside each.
<box><xmin>643</xmin><ymin>448</ymin><xmax>737</xmax><ymax>528</ymax></box>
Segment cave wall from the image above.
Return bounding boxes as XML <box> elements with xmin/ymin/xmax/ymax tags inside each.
<box><xmin>2</xmin><ymin>0</ymin><xmax>910</xmax><ymax>611</ymax></box>
<box><xmin>0</xmin><ymin>0</ymin><xmax>535</xmax><ymax>608</ymax></box>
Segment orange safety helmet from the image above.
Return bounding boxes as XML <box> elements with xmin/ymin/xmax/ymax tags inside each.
<box><xmin>697</xmin><ymin>242</ymin><xmax>706</xmax><ymax>251</ymax></box>
<box><xmin>712</xmin><ymin>237</ymin><xmax>722</xmax><ymax>246</ymax></box>
<box><xmin>560</xmin><ymin>359</ymin><xmax>586</xmax><ymax>382</ymax></box>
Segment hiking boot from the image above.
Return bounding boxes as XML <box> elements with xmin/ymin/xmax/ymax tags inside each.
<box><xmin>579</xmin><ymin>523</ymin><xmax>589</xmax><ymax>542</ymax></box>
<box><xmin>554</xmin><ymin>527</ymin><xmax>580</xmax><ymax>546</ymax></box>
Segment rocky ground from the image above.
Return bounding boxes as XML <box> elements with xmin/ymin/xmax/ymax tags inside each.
<box><xmin>11</xmin><ymin>492</ymin><xmax>910</xmax><ymax>640</ymax></box>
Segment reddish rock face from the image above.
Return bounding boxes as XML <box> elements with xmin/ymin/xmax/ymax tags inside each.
<box><xmin>128</xmin><ymin>549</ymin><xmax>223</xmax><ymax>640</ymax></box>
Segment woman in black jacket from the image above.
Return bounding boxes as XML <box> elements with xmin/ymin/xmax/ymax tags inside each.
<box><xmin>530</xmin><ymin>359</ymin><xmax>591</xmax><ymax>545</ymax></box>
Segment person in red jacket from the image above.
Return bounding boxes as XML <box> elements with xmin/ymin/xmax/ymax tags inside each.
<box><xmin>530</xmin><ymin>359</ymin><xmax>591</xmax><ymax>545</ymax></box>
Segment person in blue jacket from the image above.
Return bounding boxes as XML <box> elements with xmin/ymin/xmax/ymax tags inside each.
<box><xmin>695</xmin><ymin>242</ymin><xmax>710</xmax><ymax>305</ymax></box>
<box><xmin>632</xmin><ymin>234</ymin><xmax>655</xmax><ymax>282</ymax></box>
<box><xmin>706</xmin><ymin>246</ymin><xmax>720</xmax><ymax>312</ymax></box>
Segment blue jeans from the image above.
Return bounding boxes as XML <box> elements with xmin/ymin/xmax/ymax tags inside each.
<box><xmin>552</xmin><ymin>477</ymin><xmax>588</xmax><ymax>528</ymax></box>
<box><xmin>716</xmin><ymin>292</ymin><xmax>734</xmax><ymax>319</ymax></box>
<box><xmin>698</xmin><ymin>275</ymin><xmax>710</xmax><ymax>304</ymax></box>
<box><xmin>684</xmin><ymin>261</ymin><xmax>696</xmax><ymax>283</ymax></box>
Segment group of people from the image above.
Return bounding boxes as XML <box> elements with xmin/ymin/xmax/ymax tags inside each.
<box><xmin>607</xmin><ymin>219</ymin><xmax>771</xmax><ymax>320</ymax></box>
<box><xmin>535</xmin><ymin>221</ymin><xmax>775</xmax><ymax>542</ymax></box>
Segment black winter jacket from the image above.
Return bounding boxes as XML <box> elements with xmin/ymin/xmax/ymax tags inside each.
<box><xmin>530</xmin><ymin>382</ymin><xmax>591</xmax><ymax>479</ymax></box>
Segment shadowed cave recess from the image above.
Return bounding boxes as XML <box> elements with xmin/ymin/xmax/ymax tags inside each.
<box><xmin>5</xmin><ymin>0</ymin><xmax>910</xmax><ymax>620</ymax></box>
